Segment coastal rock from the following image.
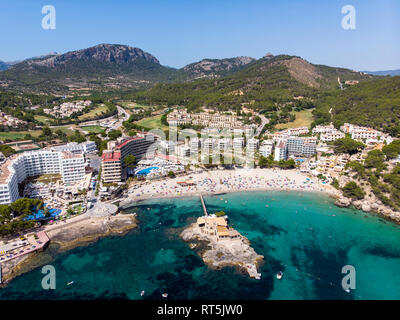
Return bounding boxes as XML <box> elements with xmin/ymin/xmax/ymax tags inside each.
<box><xmin>46</xmin><ymin>213</ymin><xmax>137</xmax><ymax>250</ymax></box>
<box><xmin>370</xmin><ymin>203</ymin><xmax>379</xmax><ymax>210</ymax></box>
<box><xmin>361</xmin><ymin>203</ymin><xmax>371</xmax><ymax>212</ymax></box>
<box><xmin>181</xmin><ymin>220</ymin><xmax>263</xmax><ymax>279</ymax></box>
<box><xmin>335</xmin><ymin>197</ymin><xmax>351</xmax><ymax>207</ymax></box>
<box><xmin>353</xmin><ymin>200</ymin><xmax>363</xmax><ymax>210</ymax></box>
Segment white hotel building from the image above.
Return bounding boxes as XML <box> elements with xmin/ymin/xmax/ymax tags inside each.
<box><xmin>0</xmin><ymin>150</ymin><xmax>85</xmax><ymax>205</ymax></box>
<box><xmin>52</xmin><ymin>141</ymin><xmax>97</xmax><ymax>155</ymax></box>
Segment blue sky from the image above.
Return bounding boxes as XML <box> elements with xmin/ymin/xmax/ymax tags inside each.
<box><xmin>0</xmin><ymin>0</ymin><xmax>399</xmax><ymax>71</ymax></box>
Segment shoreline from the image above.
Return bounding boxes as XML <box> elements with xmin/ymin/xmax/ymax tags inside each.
<box><xmin>2</xmin><ymin>170</ymin><xmax>399</xmax><ymax>287</ymax></box>
<box><xmin>120</xmin><ymin>167</ymin><xmax>400</xmax><ymax>226</ymax></box>
<box><xmin>120</xmin><ymin>168</ymin><xmax>339</xmax><ymax>207</ymax></box>
<box><xmin>122</xmin><ymin>187</ymin><xmax>335</xmax><ymax>207</ymax></box>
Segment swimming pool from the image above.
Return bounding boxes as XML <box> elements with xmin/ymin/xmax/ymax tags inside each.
<box><xmin>135</xmin><ymin>166</ymin><xmax>159</xmax><ymax>176</ymax></box>
<box><xmin>25</xmin><ymin>206</ymin><xmax>62</xmax><ymax>221</ymax></box>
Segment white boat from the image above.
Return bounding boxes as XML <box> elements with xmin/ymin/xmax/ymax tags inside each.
<box><xmin>162</xmin><ymin>293</ymin><xmax>168</xmax><ymax>298</ymax></box>
<box><xmin>276</xmin><ymin>271</ymin><xmax>283</xmax><ymax>280</ymax></box>
<box><xmin>67</xmin><ymin>281</ymin><xmax>74</xmax><ymax>286</ymax></box>
<box><xmin>345</xmin><ymin>289</ymin><xmax>350</xmax><ymax>293</ymax></box>
<box><xmin>140</xmin><ymin>290</ymin><xmax>145</xmax><ymax>296</ymax></box>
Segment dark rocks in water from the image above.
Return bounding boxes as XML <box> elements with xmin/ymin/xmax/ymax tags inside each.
<box><xmin>162</xmin><ymin>219</ymin><xmax>174</xmax><ymax>227</ymax></box>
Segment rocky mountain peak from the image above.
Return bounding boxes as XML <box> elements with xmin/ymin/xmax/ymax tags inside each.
<box><xmin>28</xmin><ymin>44</ymin><xmax>160</xmax><ymax>67</ymax></box>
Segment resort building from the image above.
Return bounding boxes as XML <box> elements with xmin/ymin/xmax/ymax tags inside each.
<box><xmin>189</xmin><ymin>137</ymin><xmax>201</xmax><ymax>150</ymax></box>
<box><xmin>274</xmin><ymin>141</ymin><xmax>288</xmax><ymax>161</ymax></box>
<box><xmin>312</xmin><ymin>124</ymin><xmax>335</xmax><ymax>134</ymax></box>
<box><xmin>202</xmin><ymin>138</ymin><xmax>216</xmax><ymax>152</ymax></box>
<box><xmin>0</xmin><ymin>150</ymin><xmax>85</xmax><ymax>205</ymax></box>
<box><xmin>159</xmin><ymin>140</ymin><xmax>176</xmax><ymax>155</ymax></box>
<box><xmin>260</xmin><ymin>144</ymin><xmax>273</xmax><ymax>157</ymax></box>
<box><xmin>219</xmin><ymin>138</ymin><xmax>231</xmax><ymax>151</ymax></box>
<box><xmin>247</xmin><ymin>138</ymin><xmax>259</xmax><ymax>152</ymax></box>
<box><xmin>52</xmin><ymin>141</ymin><xmax>98</xmax><ymax>155</ymax></box>
<box><xmin>340</xmin><ymin>123</ymin><xmax>382</xmax><ymax>140</ymax></box>
<box><xmin>233</xmin><ymin>137</ymin><xmax>245</xmax><ymax>150</ymax></box>
<box><xmin>320</xmin><ymin>130</ymin><xmax>345</xmax><ymax>142</ymax></box>
<box><xmin>273</xmin><ymin>126</ymin><xmax>309</xmax><ymax>138</ymax></box>
<box><xmin>167</xmin><ymin>109</ymin><xmax>245</xmax><ymax>129</ymax></box>
<box><xmin>101</xmin><ymin>133</ymin><xmax>158</xmax><ymax>182</ymax></box>
<box><xmin>166</xmin><ymin>109</ymin><xmax>191</xmax><ymax>126</ymax></box>
<box><xmin>351</xmin><ymin>128</ymin><xmax>381</xmax><ymax>140</ymax></box>
<box><xmin>101</xmin><ymin>151</ymin><xmax>122</xmax><ymax>183</ymax></box>
<box><xmin>176</xmin><ymin>145</ymin><xmax>191</xmax><ymax>158</ymax></box>
<box><xmin>287</xmin><ymin>137</ymin><xmax>317</xmax><ymax>158</ymax></box>
<box><xmin>113</xmin><ymin>133</ymin><xmax>158</xmax><ymax>161</ymax></box>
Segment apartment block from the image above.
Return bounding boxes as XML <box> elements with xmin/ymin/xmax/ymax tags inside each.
<box><xmin>101</xmin><ymin>133</ymin><xmax>158</xmax><ymax>182</ymax></box>
<box><xmin>287</xmin><ymin>137</ymin><xmax>317</xmax><ymax>158</ymax></box>
<box><xmin>0</xmin><ymin>150</ymin><xmax>85</xmax><ymax>205</ymax></box>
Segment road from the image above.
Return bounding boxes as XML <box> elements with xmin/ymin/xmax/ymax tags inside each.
<box><xmin>109</xmin><ymin>105</ymin><xmax>130</xmax><ymax>131</ymax></box>
<box><xmin>255</xmin><ymin>113</ymin><xmax>269</xmax><ymax>137</ymax></box>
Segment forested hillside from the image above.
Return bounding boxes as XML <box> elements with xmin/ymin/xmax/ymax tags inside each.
<box><xmin>312</xmin><ymin>76</ymin><xmax>400</xmax><ymax>136</ymax></box>
<box><xmin>126</xmin><ymin>55</ymin><xmax>371</xmax><ymax>112</ymax></box>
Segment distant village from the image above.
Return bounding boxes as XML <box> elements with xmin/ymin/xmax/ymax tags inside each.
<box><xmin>0</xmin><ymin>110</ymin><xmax>27</xmax><ymax>128</ymax></box>
<box><xmin>43</xmin><ymin>100</ymin><xmax>92</xmax><ymax>118</ymax></box>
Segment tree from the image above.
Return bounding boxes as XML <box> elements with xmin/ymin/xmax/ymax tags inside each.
<box><xmin>69</xmin><ymin>130</ymin><xmax>86</xmax><ymax>143</ymax></box>
<box><xmin>42</xmin><ymin>126</ymin><xmax>53</xmax><ymax>138</ymax></box>
<box><xmin>55</xmin><ymin>129</ymin><xmax>68</xmax><ymax>142</ymax></box>
<box><xmin>124</xmin><ymin>155</ymin><xmax>137</xmax><ymax>168</ymax></box>
<box><xmin>258</xmin><ymin>155</ymin><xmax>274</xmax><ymax>168</ymax></box>
<box><xmin>364</xmin><ymin>149</ymin><xmax>386</xmax><ymax>170</ymax></box>
<box><xmin>382</xmin><ymin>141</ymin><xmax>400</xmax><ymax>159</ymax></box>
<box><xmin>334</xmin><ymin>137</ymin><xmax>365</xmax><ymax>155</ymax></box>
<box><xmin>0</xmin><ymin>205</ymin><xmax>12</xmax><ymax>224</ymax></box>
<box><xmin>277</xmin><ymin>159</ymin><xmax>296</xmax><ymax>169</ymax></box>
<box><xmin>108</xmin><ymin>130</ymin><xmax>122</xmax><ymax>140</ymax></box>
<box><xmin>331</xmin><ymin>178</ymin><xmax>340</xmax><ymax>189</ymax></box>
<box><xmin>345</xmin><ymin>161</ymin><xmax>366</xmax><ymax>178</ymax></box>
<box><xmin>341</xmin><ymin>181</ymin><xmax>365</xmax><ymax>200</ymax></box>
<box><xmin>167</xmin><ymin>171</ymin><xmax>176</xmax><ymax>178</ymax></box>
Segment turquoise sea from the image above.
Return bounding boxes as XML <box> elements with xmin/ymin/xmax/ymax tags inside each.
<box><xmin>1</xmin><ymin>191</ymin><xmax>400</xmax><ymax>300</ymax></box>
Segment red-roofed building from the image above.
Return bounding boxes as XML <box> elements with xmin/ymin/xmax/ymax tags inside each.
<box><xmin>101</xmin><ymin>151</ymin><xmax>122</xmax><ymax>183</ymax></box>
<box><xmin>101</xmin><ymin>133</ymin><xmax>158</xmax><ymax>183</ymax></box>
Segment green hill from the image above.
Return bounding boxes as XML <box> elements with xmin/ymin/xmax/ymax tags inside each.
<box><xmin>128</xmin><ymin>54</ymin><xmax>373</xmax><ymax>112</ymax></box>
<box><xmin>313</xmin><ymin>76</ymin><xmax>400</xmax><ymax>136</ymax></box>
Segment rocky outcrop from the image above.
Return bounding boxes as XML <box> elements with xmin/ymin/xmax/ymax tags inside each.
<box><xmin>30</xmin><ymin>44</ymin><xmax>160</xmax><ymax>67</ymax></box>
<box><xmin>334</xmin><ymin>194</ymin><xmax>400</xmax><ymax>223</ymax></box>
<box><xmin>181</xmin><ymin>222</ymin><xmax>264</xmax><ymax>279</ymax></box>
<box><xmin>183</xmin><ymin>57</ymin><xmax>255</xmax><ymax>79</ymax></box>
<box><xmin>335</xmin><ymin>196</ymin><xmax>352</xmax><ymax>207</ymax></box>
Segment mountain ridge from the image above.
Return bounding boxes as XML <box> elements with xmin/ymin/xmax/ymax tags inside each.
<box><xmin>363</xmin><ymin>69</ymin><xmax>400</xmax><ymax>77</ymax></box>
<box><xmin>0</xmin><ymin>43</ymin><xmax>375</xmax><ymax>94</ymax></box>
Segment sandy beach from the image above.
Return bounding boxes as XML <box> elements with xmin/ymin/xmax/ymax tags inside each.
<box><xmin>122</xmin><ymin>168</ymin><xmax>339</xmax><ymax>205</ymax></box>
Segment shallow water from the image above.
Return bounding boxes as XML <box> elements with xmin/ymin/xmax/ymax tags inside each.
<box><xmin>1</xmin><ymin>191</ymin><xmax>400</xmax><ymax>300</ymax></box>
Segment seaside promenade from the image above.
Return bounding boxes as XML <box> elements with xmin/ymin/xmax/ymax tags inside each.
<box><xmin>0</xmin><ymin>231</ymin><xmax>50</xmax><ymax>264</ymax></box>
